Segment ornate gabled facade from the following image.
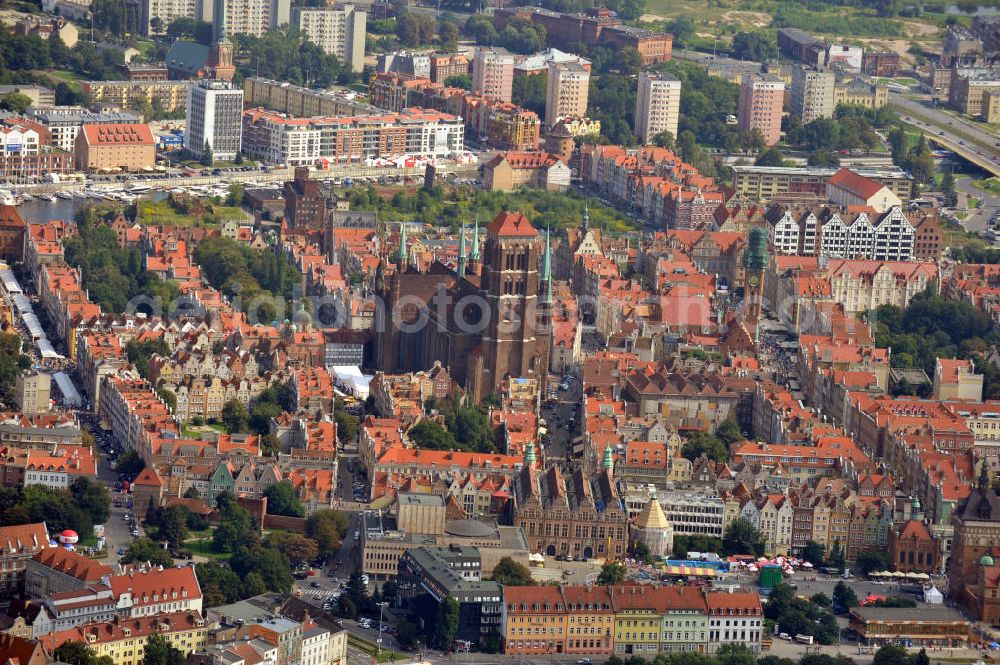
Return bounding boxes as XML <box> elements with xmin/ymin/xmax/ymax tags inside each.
<box><xmin>511</xmin><ymin>445</ymin><xmax>628</xmax><ymax>560</ymax></box>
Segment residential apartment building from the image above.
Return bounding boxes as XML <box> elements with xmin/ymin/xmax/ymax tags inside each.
<box><xmin>790</xmin><ymin>66</ymin><xmax>836</xmax><ymax>123</ymax></box>
<box><xmin>500</xmin><ymin>585</ymin><xmax>760</xmax><ymax>656</ymax></box>
<box><xmin>185</xmin><ymin>80</ymin><xmax>243</xmax><ymax>161</ymax></box>
<box><xmin>765</xmin><ymin>204</ymin><xmax>929</xmax><ymax>261</ymax></box>
<box><xmin>472</xmin><ymin>47</ymin><xmax>516</xmax><ymax>103</ymax></box>
<box><xmin>730</xmin><ymin>164</ymin><xmax>914</xmax><ymax>202</ymax></box>
<box><xmin>81</xmin><ymin>80</ymin><xmax>190</xmax><ymax>115</ymax></box>
<box><xmin>544</xmin><ymin>61</ymin><xmax>589</xmax><ymax>129</ymax></box>
<box><xmin>635</xmin><ymin>71</ymin><xmax>680</xmax><ymax>144</ymax></box>
<box><xmin>243</xmin><ymin>77</ymin><xmax>378</xmax><ymax>117</ymax></box>
<box><xmin>738</xmin><ymin>73</ymin><xmax>784</xmax><ymax>146</ymax></box>
<box><xmin>25</xmin><ymin>547</ymin><xmax>112</xmax><ymax>599</ymax></box>
<box><xmin>368</xmin><ymin>72</ymin><xmax>432</xmax><ymax>112</ymax></box>
<box><xmin>39</xmin><ymin>612</ymin><xmax>209</xmax><ymax>665</ymax></box>
<box><xmin>0</xmin><ymin>523</ymin><xmax>49</xmax><ymax>601</ymax></box>
<box><xmin>74</xmin><ymin>123</ymin><xmax>156</xmax><ymax>172</ymax></box>
<box><xmin>292</xmin><ymin>5</ymin><xmax>366</xmax><ymax>72</ymax></box>
<box><xmin>430</xmin><ymin>53</ymin><xmax>469</xmax><ymax>83</ymax></box>
<box><xmin>204</xmin><ymin>0</ymin><xmax>291</xmax><ymax>38</ymax></box>
<box><xmin>140</xmin><ymin>0</ymin><xmax>197</xmax><ymax>34</ymax></box>
<box><xmin>26</xmin><ymin>108</ymin><xmax>144</xmax><ymax>153</ymax></box>
<box><xmin>242</xmin><ymin>107</ymin><xmax>464</xmax><ymax>166</ymax></box>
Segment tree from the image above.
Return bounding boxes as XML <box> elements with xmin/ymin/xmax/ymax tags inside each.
<box><xmin>492</xmin><ymin>557</ymin><xmax>533</xmax><ymax>586</ymax></box>
<box><xmin>268</xmin><ymin>532</ymin><xmax>319</xmax><ymax>566</ymax></box>
<box><xmin>142</xmin><ymin>635</ymin><xmax>186</xmax><ymax>665</ymax></box>
<box><xmin>70</xmin><ymin>477</ymin><xmax>111</xmax><ymax>525</ymax></box>
<box><xmin>652</xmin><ymin>130</ymin><xmax>675</xmax><ymax>149</ymax></box>
<box><xmin>721</xmin><ymin>518</ymin><xmax>765</xmax><ymax>557</ymax></box>
<box><xmin>196</xmin><ymin>561</ymin><xmax>244</xmax><ymax>606</ymax></box>
<box><xmin>229</xmin><ymin>545</ymin><xmax>294</xmax><ymax>593</ymax></box>
<box><xmin>810</xmin><ymin>592</ymin><xmax>832</xmax><ymax>607</ymax></box>
<box><xmin>511</xmin><ymin>73</ymin><xmax>547</xmax><ymax>116</ymax></box>
<box><xmin>438</xmin><ymin>19</ymin><xmax>459</xmax><ymax>50</ymax></box>
<box><xmin>54</xmin><ymin>642</ymin><xmax>104</xmax><ymax>665</ymax></box>
<box><xmin>431</xmin><ymin>596</ymin><xmax>460</xmax><ymax>650</ymax></box>
<box><xmin>731</xmin><ymin>31</ymin><xmax>779</xmax><ymax>61</ymax></box>
<box><xmin>681</xmin><ymin>432</ymin><xmax>728</xmax><ymax>464</ymax></box>
<box><xmin>396</xmin><ymin>620</ymin><xmax>419</xmax><ymax>648</ymax></box>
<box><xmin>755</xmin><ymin>147</ymin><xmax>785</xmax><ymax>166</ymax></box>
<box><xmin>855</xmin><ymin>550</ymin><xmax>890</xmax><ymax>575</ymax></box>
<box><xmin>264</xmin><ymin>480</ymin><xmax>306</xmax><ymax>517</ymax></box>
<box><xmin>260</xmin><ymin>434</ymin><xmax>280</xmax><ymax>457</ymax></box>
<box><xmin>596</xmin><ymin>562</ymin><xmax>627</xmax><ymax>584</ymax></box>
<box><xmin>808</xmin><ymin>149</ymin><xmax>840</xmax><ymax>167</ymax></box>
<box><xmin>306</xmin><ymin>509</ymin><xmax>348</xmax><ymax>556</ymax></box>
<box><xmin>335</xmin><ymin>411</ymin><xmax>359</xmax><ymax>443</ymax></box>
<box><xmin>827</xmin><ymin>540</ymin><xmax>846</xmax><ymax>573</ymax></box>
<box><xmin>873</xmin><ymin>645</ymin><xmax>909</xmax><ymax>665</ymax></box>
<box><xmin>665</xmin><ymin>16</ymin><xmax>695</xmax><ymax>48</ymax></box>
<box><xmin>157</xmin><ymin>388</ymin><xmax>177</xmax><ymax>412</ymax></box>
<box><xmin>1</xmin><ymin>93</ymin><xmax>32</xmax><ymax>114</ymax></box>
<box><xmin>715</xmin><ymin>419</ymin><xmax>743</xmax><ymax>446</ymax></box>
<box><xmin>122</xmin><ymin>537</ymin><xmax>174</xmax><ymax>567</ymax></box>
<box><xmin>200</xmin><ymin>141</ymin><xmax>213</xmax><ymax>166</ymax></box>
<box><xmin>801</xmin><ymin>540</ymin><xmax>825</xmax><ymax>565</ymax></box>
<box><xmin>941</xmin><ymin>170</ymin><xmax>958</xmax><ymax>207</ymax></box>
<box><xmin>117</xmin><ymin>450</ymin><xmax>145</xmax><ymax>476</ymax></box>
<box><xmin>213</xmin><ymin>492</ymin><xmax>257</xmax><ymax>552</ymax></box>
<box><xmin>158</xmin><ymin>504</ymin><xmax>189</xmax><ymax>550</ymax></box>
<box><xmin>221</xmin><ymin>398</ymin><xmax>249</xmax><ymax>433</ymax></box>
<box><xmin>832</xmin><ymin>580</ymin><xmax>858</xmax><ymax>610</ymax></box>
<box><xmin>444</xmin><ymin>74</ymin><xmax>472</xmax><ymax>90</ymax></box>
<box><xmin>408</xmin><ymin>419</ymin><xmax>459</xmax><ymax>450</ymax></box>
<box><xmin>22</xmin><ymin>485</ymin><xmax>93</xmax><ymax>538</ymax></box>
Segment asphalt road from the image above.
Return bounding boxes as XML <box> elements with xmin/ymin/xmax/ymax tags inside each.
<box><xmin>955</xmin><ymin>175</ymin><xmax>1000</xmax><ymax>233</ymax></box>
<box><xmin>890</xmin><ymin>94</ymin><xmax>1000</xmax><ymax>176</ymax></box>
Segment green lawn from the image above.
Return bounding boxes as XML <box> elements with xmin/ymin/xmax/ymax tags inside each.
<box><xmin>137</xmin><ymin>199</ymin><xmax>246</xmax><ymax>227</ymax></box>
<box><xmin>181</xmin><ymin>422</ymin><xmax>229</xmax><ymax>438</ymax></box>
<box><xmin>875</xmin><ymin>77</ymin><xmax>918</xmax><ymax>87</ymax></box>
<box><xmin>185</xmin><ymin>538</ymin><xmax>228</xmax><ymax>559</ymax></box>
<box><xmin>973</xmin><ymin>178</ymin><xmax>1000</xmax><ymax>197</ymax></box>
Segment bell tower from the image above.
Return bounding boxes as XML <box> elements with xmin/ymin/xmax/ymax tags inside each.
<box><xmin>206</xmin><ymin>0</ymin><xmax>235</xmax><ymax>81</ymax></box>
<box><xmin>471</xmin><ymin>211</ymin><xmax>546</xmax><ymax>402</ymax></box>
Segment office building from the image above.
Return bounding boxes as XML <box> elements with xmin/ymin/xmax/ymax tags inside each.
<box><xmin>544</xmin><ymin>61</ymin><xmax>589</xmax><ymax>129</ymax></box>
<box><xmin>292</xmin><ymin>5</ymin><xmax>366</xmax><ymax>73</ymax></box>
<box><xmin>185</xmin><ymin>80</ymin><xmax>243</xmax><ymax>161</ymax></box>
<box><xmin>635</xmin><ymin>70</ymin><xmax>680</xmax><ymax>144</ymax></box>
<box><xmin>472</xmin><ymin>47</ymin><xmax>515</xmax><ymax>103</ymax></box>
<box><xmin>397</xmin><ymin>546</ymin><xmax>501</xmax><ymax>645</ymax></box>
<box><xmin>790</xmin><ymin>65</ymin><xmax>836</xmax><ymax>123</ymax></box>
<box><xmin>738</xmin><ymin>73</ymin><xmax>784</xmax><ymax>146</ymax></box>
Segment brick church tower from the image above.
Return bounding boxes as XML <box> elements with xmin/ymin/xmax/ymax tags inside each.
<box><xmin>468</xmin><ymin>211</ymin><xmax>551</xmax><ymax>402</ymax></box>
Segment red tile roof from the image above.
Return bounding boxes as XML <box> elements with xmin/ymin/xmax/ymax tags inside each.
<box><xmin>828</xmin><ymin>168</ymin><xmax>885</xmax><ymax>200</ymax></box>
<box><xmin>486</xmin><ymin>211</ymin><xmax>537</xmax><ymax>238</ymax></box>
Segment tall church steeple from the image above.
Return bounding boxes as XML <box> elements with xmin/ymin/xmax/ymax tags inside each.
<box><xmin>397</xmin><ymin>221</ymin><xmax>408</xmax><ymax>267</ymax></box>
<box><xmin>470</xmin><ymin>214</ymin><xmax>481</xmax><ymax>263</ymax></box>
<box><xmin>582</xmin><ymin>202</ymin><xmax>589</xmax><ymax>232</ymax></box>
<box><xmin>457</xmin><ymin>224</ymin><xmax>467</xmax><ymax>276</ymax></box>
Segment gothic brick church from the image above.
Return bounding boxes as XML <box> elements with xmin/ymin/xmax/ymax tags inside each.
<box><xmin>375</xmin><ymin>211</ymin><xmax>553</xmax><ymax>403</ymax></box>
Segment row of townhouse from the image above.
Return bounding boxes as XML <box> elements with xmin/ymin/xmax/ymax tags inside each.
<box><xmin>579</xmin><ymin>145</ymin><xmax>723</xmax><ymax>230</ymax></box>
<box><xmin>501</xmin><ymin>585</ymin><xmax>763</xmax><ymax>656</ymax></box>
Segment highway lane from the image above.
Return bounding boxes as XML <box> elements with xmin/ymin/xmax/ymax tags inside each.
<box><xmin>889</xmin><ymin>93</ymin><xmax>1000</xmax><ymax>177</ymax></box>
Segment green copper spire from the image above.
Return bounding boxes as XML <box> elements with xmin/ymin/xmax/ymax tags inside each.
<box><xmin>525</xmin><ymin>441</ymin><xmax>536</xmax><ymax>466</ymax></box>
<box><xmin>457</xmin><ymin>224</ymin><xmax>467</xmax><ymax>276</ymax></box>
<box><xmin>470</xmin><ymin>213</ymin><xmax>480</xmax><ymax>262</ymax></box>
<box><xmin>603</xmin><ymin>445</ymin><xmax>614</xmax><ymax>470</ymax></box>
<box><xmin>397</xmin><ymin>221</ymin><xmax>407</xmax><ymax>266</ymax></box>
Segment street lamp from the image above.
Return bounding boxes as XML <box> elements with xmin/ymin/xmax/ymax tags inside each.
<box><xmin>376</xmin><ymin>601</ymin><xmax>388</xmax><ymax>659</ymax></box>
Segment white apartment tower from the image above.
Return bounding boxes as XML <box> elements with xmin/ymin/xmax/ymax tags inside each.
<box><xmin>143</xmin><ymin>0</ymin><xmax>290</xmax><ymax>36</ymax></box>
<box><xmin>790</xmin><ymin>66</ymin><xmax>836</xmax><ymax>124</ymax></box>
<box><xmin>185</xmin><ymin>79</ymin><xmax>244</xmax><ymax>161</ymax></box>
<box><xmin>635</xmin><ymin>70</ymin><xmax>681</xmax><ymax>145</ymax></box>
<box><xmin>472</xmin><ymin>47</ymin><xmax>515</xmax><ymax>103</ymax></box>
<box><xmin>544</xmin><ymin>61</ymin><xmax>590</xmax><ymax>129</ymax></box>
<box><xmin>292</xmin><ymin>5</ymin><xmax>367</xmax><ymax>73</ymax></box>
